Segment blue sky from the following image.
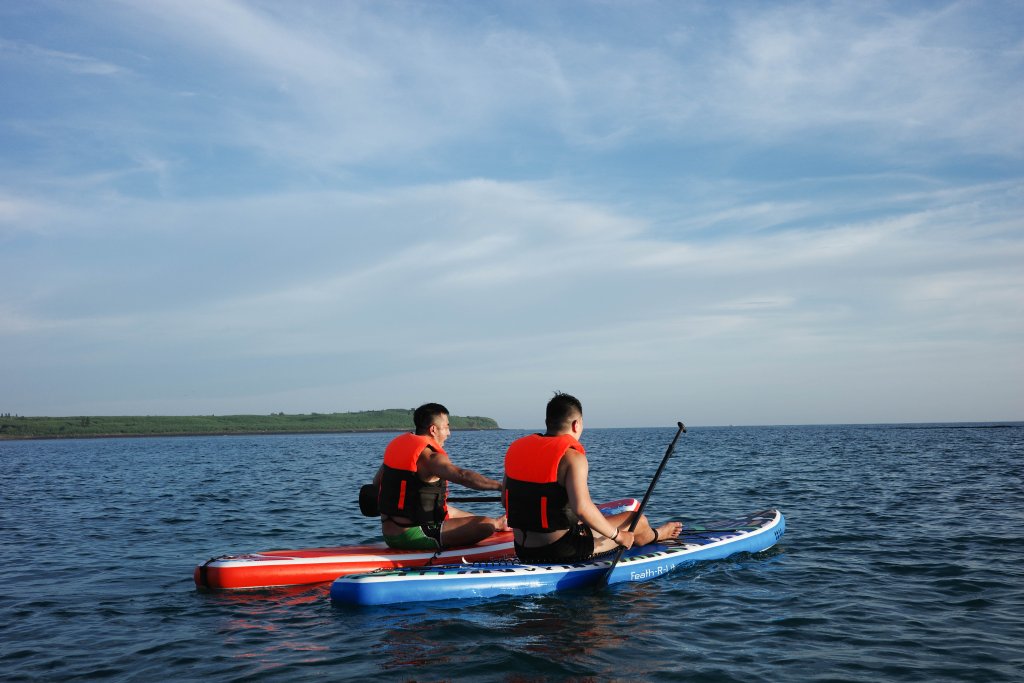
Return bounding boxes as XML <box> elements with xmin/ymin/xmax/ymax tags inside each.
<box><xmin>1</xmin><ymin>0</ymin><xmax>1021</xmax><ymax>428</ymax></box>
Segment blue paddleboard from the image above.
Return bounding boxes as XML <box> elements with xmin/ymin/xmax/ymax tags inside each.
<box><xmin>331</xmin><ymin>508</ymin><xmax>784</xmax><ymax>606</ymax></box>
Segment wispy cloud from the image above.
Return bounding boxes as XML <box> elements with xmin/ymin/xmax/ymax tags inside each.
<box><xmin>6</xmin><ymin>175</ymin><xmax>1018</xmax><ymax>344</ymax></box>
<box><xmin>99</xmin><ymin>2</ymin><xmax>1018</xmax><ymax>166</ymax></box>
<box><xmin>709</xmin><ymin>2</ymin><xmax>1024</xmax><ymax>151</ymax></box>
<box><xmin>0</xmin><ymin>38</ymin><xmax>128</xmax><ymax>76</ymax></box>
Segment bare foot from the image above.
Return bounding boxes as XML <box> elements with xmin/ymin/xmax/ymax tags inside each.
<box><xmin>493</xmin><ymin>514</ymin><xmax>511</xmax><ymax>532</ymax></box>
<box><xmin>654</xmin><ymin>521</ymin><xmax>682</xmax><ymax>542</ymax></box>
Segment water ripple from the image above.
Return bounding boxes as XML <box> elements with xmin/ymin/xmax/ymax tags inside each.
<box><xmin>1</xmin><ymin>426</ymin><xmax>1022</xmax><ymax>681</ymax></box>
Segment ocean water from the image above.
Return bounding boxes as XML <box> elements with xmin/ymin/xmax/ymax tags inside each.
<box><xmin>1</xmin><ymin>424</ymin><xmax>1022</xmax><ymax>682</ymax></box>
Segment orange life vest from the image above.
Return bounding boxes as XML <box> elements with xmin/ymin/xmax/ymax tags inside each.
<box><xmin>503</xmin><ymin>433</ymin><xmax>586</xmax><ymax>532</ymax></box>
<box><xmin>378</xmin><ymin>433</ymin><xmax>448</xmax><ymax>524</ymax></box>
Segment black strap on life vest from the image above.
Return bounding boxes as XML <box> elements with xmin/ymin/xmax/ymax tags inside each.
<box><xmin>504</xmin><ymin>477</ymin><xmax>576</xmax><ymax>532</ymax></box>
<box><xmin>378</xmin><ymin>465</ymin><xmax>447</xmax><ymax>524</ymax></box>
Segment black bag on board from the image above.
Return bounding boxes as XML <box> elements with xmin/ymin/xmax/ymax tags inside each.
<box><xmin>358</xmin><ymin>483</ymin><xmax>379</xmax><ymax>517</ymax></box>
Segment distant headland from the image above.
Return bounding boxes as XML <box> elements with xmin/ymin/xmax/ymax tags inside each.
<box><xmin>0</xmin><ymin>409</ymin><xmax>500</xmax><ymax>440</ymax></box>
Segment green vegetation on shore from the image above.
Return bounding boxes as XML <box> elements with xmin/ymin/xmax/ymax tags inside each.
<box><xmin>0</xmin><ymin>410</ymin><xmax>500</xmax><ymax>440</ymax></box>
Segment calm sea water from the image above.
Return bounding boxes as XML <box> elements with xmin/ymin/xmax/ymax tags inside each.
<box><xmin>1</xmin><ymin>424</ymin><xmax>1022</xmax><ymax>682</ymax></box>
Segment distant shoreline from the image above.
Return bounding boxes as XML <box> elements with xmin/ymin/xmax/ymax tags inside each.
<box><xmin>1</xmin><ymin>415</ymin><xmax>1017</xmax><ymax>441</ymax></box>
<box><xmin>0</xmin><ymin>427</ymin><xmax>502</xmax><ymax>442</ymax></box>
<box><xmin>0</xmin><ymin>409</ymin><xmax>501</xmax><ymax>441</ymax></box>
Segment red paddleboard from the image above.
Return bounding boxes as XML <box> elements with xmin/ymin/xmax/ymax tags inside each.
<box><xmin>194</xmin><ymin>499</ymin><xmax>639</xmax><ymax>590</ymax></box>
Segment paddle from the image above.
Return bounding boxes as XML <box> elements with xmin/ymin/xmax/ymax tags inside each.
<box><xmin>359</xmin><ymin>484</ymin><xmax>502</xmax><ymax>516</ymax></box>
<box><xmin>601</xmin><ymin>421</ymin><xmax>686</xmax><ymax>584</ymax></box>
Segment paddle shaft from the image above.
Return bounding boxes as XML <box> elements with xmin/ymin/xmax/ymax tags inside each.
<box><xmin>603</xmin><ymin>421</ymin><xmax>686</xmax><ymax>582</ymax></box>
<box><xmin>359</xmin><ymin>483</ymin><xmax>501</xmax><ymax>516</ymax></box>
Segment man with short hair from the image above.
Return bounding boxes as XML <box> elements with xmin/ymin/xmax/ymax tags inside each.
<box><xmin>503</xmin><ymin>392</ymin><xmax>681</xmax><ymax>563</ymax></box>
<box><xmin>374</xmin><ymin>403</ymin><xmax>506</xmax><ymax>550</ymax></box>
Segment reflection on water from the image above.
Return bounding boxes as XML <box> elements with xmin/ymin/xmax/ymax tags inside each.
<box><xmin>203</xmin><ymin>583</ymin><xmax>328</xmax><ymax>608</ymax></box>
<box><xmin>203</xmin><ymin>583</ymin><xmax>332</xmax><ymax>672</ymax></box>
<box><xmin>363</xmin><ymin>584</ymin><xmax>660</xmax><ymax>679</ymax></box>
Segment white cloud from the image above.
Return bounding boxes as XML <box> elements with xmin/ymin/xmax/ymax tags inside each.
<box><xmin>97</xmin><ymin>2</ymin><xmax>1017</xmax><ymax>165</ymax></box>
<box><xmin>0</xmin><ymin>38</ymin><xmax>128</xmax><ymax>76</ymax></box>
<box><xmin>698</xmin><ymin>2</ymin><xmax>1024</xmax><ymax>152</ymax></box>
<box><xmin>0</xmin><ymin>194</ymin><xmax>60</xmax><ymax>238</ymax></box>
<box><xmin>6</xmin><ymin>175</ymin><xmax>1018</xmax><ymax>361</ymax></box>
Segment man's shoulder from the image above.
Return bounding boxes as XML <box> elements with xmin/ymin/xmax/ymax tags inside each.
<box><xmin>420</xmin><ymin>444</ymin><xmax>441</xmax><ymax>457</ymax></box>
<box><xmin>561</xmin><ymin>447</ymin><xmax>586</xmax><ymax>466</ymax></box>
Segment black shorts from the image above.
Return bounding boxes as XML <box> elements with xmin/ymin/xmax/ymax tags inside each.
<box><xmin>515</xmin><ymin>523</ymin><xmax>595</xmax><ymax>564</ymax></box>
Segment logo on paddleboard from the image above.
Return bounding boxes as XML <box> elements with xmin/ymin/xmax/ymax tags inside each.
<box><xmin>629</xmin><ymin>564</ymin><xmax>671</xmax><ymax>581</ymax></box>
